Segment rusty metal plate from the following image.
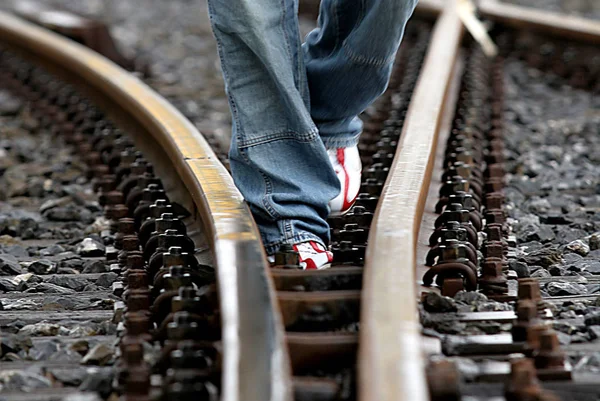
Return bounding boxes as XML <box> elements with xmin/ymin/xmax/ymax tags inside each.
<box><xmin>271</xmin><ymin>267</ymin><xmax>363</xmax><ymax>291</ymax></box>
<box><xmin>287</xmin><ymin>332</ymin><xmax>358</xmax><ymax>374</ymax></box>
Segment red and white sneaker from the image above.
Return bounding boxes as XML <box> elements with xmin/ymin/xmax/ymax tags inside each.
<box><xmin>293</xmin><ymin>241</ymin><xmax>333</xmax><ymax>270</ymax></box>
<box><xmin>328</xmin><ymin>146</ymin><xmax>362</xmax><ymax>216</ymax></box>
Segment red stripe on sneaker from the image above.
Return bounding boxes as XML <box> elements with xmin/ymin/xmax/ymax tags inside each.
<box><xmin>309</xmin><ymin>241</ymin><xmax>323</xmax><ymax>252</ymax></box>
<box><xmin>304</xmin><ymin>258</ymin><xmax>317</xmax><ymax>270</ymax></box>
<box><xmin>337</xmin><ymin>148</ymin><xmax>345</xmax><ymax>166</ymax></box>
<box><xmin>338</xmin><ymin>149</ymin><xmax>354</xmax><ymax>212</ymax></box>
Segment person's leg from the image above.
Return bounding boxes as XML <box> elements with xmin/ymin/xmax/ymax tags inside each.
<box><xmin>303</xmin><ymin>0</ymin><xmax>419</xmax><ymax>148</ymax></box>
<box><xmin>206</xmin><ymin>0</ymin><xmax>339</xmax><ymax>256</ymax></box>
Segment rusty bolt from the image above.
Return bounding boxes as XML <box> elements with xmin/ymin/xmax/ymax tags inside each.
<box><xmin>535</xmin><ymin>330</ymin><xmax>566</xmax><ymax>370</ymax></box>
<box><xmin>505</xmin><ymin>358</ymin><xmax>543</xmax><ymax>401</ymax></box>
<box><xmin>274</xmin><ymin>244</ymin><xmax>300</xmax><ymax>268</ymax></box>
<box><xmin>426</xmin><ymin>359</ymin><xmax>460</xmax><ymax>401</ymax></box>
<box><xmin>485</xmin><ymin>224</ymin><xmax>504</xmax><ymax>242</ymax></box>
<box><xmin>122</xmin><ymin>236</ymin><xmax>140</xmax><ymax>252</ymax></box>
<box><xmin>128</xmin><ymin>272</ymin><xmax>148</xmax><ymax>290</ymax></box>
<box><xmin>127</xmin><ymin>292</ymin><xmax>151</xmax><ymax>312</ymax></box>
<box><xmin>127</xmin><ymin>254</ymin><xmax>145</xmax><ymax>270</ymax></box>
<box><xmin>485</xmin><ymin>242</ymin><xmax>504</xmax><ymax>259</ymax></box>
<box><xmin>512</xmin><ymin>300</ymin><xmax>538</xmax><ymax>342</ymax></box>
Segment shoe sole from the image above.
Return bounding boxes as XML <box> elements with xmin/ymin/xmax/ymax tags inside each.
<box><xmin>329</xmin><ymin>201</ymin><xmax>357</xmax><ymax>218</ymax></box>
<box><xmin>309</xmin><ymin>262</ymin><xmax>331</xmax><ymax>270</ymax></box>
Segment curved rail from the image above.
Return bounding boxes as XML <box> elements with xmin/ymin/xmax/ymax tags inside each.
<box><xmin>0</xmin><ymin>11</ymin><xmax>291</xmax><ymax>401</ymax></box>
<box><xmin>359</xmin><ymin>1</ymin><xmax>464</xmax><ymax>400</ymax></box>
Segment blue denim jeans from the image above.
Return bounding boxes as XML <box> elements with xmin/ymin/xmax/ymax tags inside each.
<box><xmin>207</xmin><ymin>0</ymin><xmax>418</xmax><ymax>255</ymax></box>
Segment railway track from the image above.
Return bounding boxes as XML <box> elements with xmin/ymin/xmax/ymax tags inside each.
<box><xmin>0</xmin><ymin>9</ymin><xmax>286</xmax><ymax>401</ymax></box>
<box><xmin>416</xmin><ymin>2</ymin><xmax>600</xmax><ymax>401</ymax></box>
<box><xmin>0</xmin><ymin>1</ymin><xmax>599</xmax><ymax>401</ymax></box>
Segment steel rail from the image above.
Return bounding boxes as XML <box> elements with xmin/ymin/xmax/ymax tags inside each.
<box><xmin>299</xmin><ymin>0</ymin><xmax>444</xmax><ymax>19</ymax></box>
<box><xmin>359</xmin><ymin>1</ymin><xmax>464</xmax><ymax>400</ymax></box>
<box><xmin>0</xmin><ymin>11</ymin><xmax>292</xmax><ymax>401</ymax></box>
<box><xmin>479</xmin><ymin>0</ymin><xmax>600</xmax><ymax>44</ymax></box>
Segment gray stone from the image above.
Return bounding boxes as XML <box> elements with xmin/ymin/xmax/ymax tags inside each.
<box><xmin>523</xmin><ymin>224</ymin><xmax>555</xmax><ymax>243</ymax></box>
<box><xmin>14</xmin><ymin>273</ymin><xmax>41</xmax><ymax>285</ymax></box>
<box><xmin>27</xmin><ymin>259</ymin><xmax>55</xmax><ymax>275</ymax></box>
<box><xmin>2</xmin><ymin>245</ymin><xmax>28</xmax><ymax>258</ymax></box>
<box><xmin>509</xmin><ymin>260</ymin><xmax>530</xmax><ymax>278</ymax></box>
<box><xmin>585</xmin><ymin>312</ymin><xmax>600</xmax><ymax>326</ymax></box>
<box><xmin>537</xmin><ymin>225</ymin><xmax>556</xmax><ymax>243</ymax></box>
<box><xmin>552</xmin><ymin>320</ymin><xmax>580</xmax><ymax>335</ymax></box>
<box><xmin>566</xmin><ymin>239</ymin><xmax>590</xmax><ymax>256</ymax></box>
<box><xmin>577</xmin><ymin>352</ymin><xmax>600</xmax><ymax>371</ymax></box>
<box><xmin>519</xmin><ymin>241</ymin><xmax>544</xmax><ymax>252</ymax></box>
<box><xmin>475</xmin><ymin>301</ymin><xmax>512</xmax><ymax>312</ymax></box>
<box><xmin>556</xmin><ymin>331</ymin><xmax>572</xmax><ymax>346</ymax></box>
<box><xmin>556</xmin><ymin>227</ymin><xmax>588</xmax><ymax>244</ymax></box>
<box><xmin>58</xmin><ymin>258</ymin><xmax>85</xmax><ymax>271</ymax></box>
<box><xmin>78</xmin><ymin>368</ymin><xmax>113</xmax><ymax>397</ymax></box>
<box><xmin>423</xmin><ymin>292</ymin><xmax>457</xmax><ymax>313</ymax></box>
<box><xmin>432</xmin><ymin>320</ymin><xmax>466</xmax><ymax>334</ymax></box>
<box><xmin>69</xmin><ymin>339</ymin><xmax>90</xmax><ymax>355</ymax></box>
<box><xmin>47</xmin><ymin>367</ymin><xmax>87</xmax><ymax>386</ymax></box>
<box><xmin>588</xmin><ymin>325</ymin><xmax>600</xmax><ymax>340</ymax></box>
<box><xmin>43</xmin><ymin>205</ymin><xmax>91</xmax><ymax>222</ymax></box>
<box><xmin>562</xmin><ymin>301</ymin><xmax>588</xmax><ymax>315</ymax></box>
<box><xmin>0</xmin><ymin>277</ymin><xmax>18</xmax><ymax>292</ymax></box>
<box><xmin>83</xmin><ymin>284</ymin><xmax>101</xmax><ymax>292</ymax></box>
<box><xmin>513</xmin><ymin>214</ymin><xmax>540</xmax><ymax>232</ymax></box>
<box><xmin>0</xmin><ymin>254</ymin><xmax>23</xmax><ymax>275</ymax></box>
<box><xmin>47</xmin><ymin>250</ymin><xmax>77</xmax><ymax>261</ymax></box>
<box><xmin>586</xmin><ymin>249</ymin><xmax>600</xmax><ymax>259</ymax></box>
<box><xmin>520</xmin><ymin>246</ymin><xmax>562</xmax><ymax>268</ymax></box>
<box><xmin>28</xmin><ymin>339</ymin><xmax>60</xmax><ymax>361</ymax></box>
<box><xmin>28</xmin><ymin>282</ymin><xmax>76</xmax><ymax>294</ymax></box>
<box><xmin>525</xmin><ymin>197</ymin><xmax>552</xmax><ymax>214</ymax></box>
<box><xmin>47</xmin><ymin>275</ymin><xmax>89</xmax><ymax>292</ymax></box>
<box><xmin>19</xmin><ymin>323</ymin><xmax>60</xmax><ymax>336</ymax></box>
<box><xmin>39</xmin><ymin>197</ymin><xmax>71</xmax><ymax>214</ymax></box>
<box><xmin>82</xmin><ymin>259</ymin><xmax>108</xmax><ymax>273</ymax></box>
<box><xmin>0</xmin><ymin>334</ymin><xmax>32</xmax><ymax>355</ymax></box>
<box><xmin>39</xmin><ymin>244</ymin><xmax>65</xmax><ymax>257</ymax></box>
<box><xmin>0</xmin><ymin>368</ymin><xmax>52</xmax><ymax>391</ymax></box>
<box><xmin>563</xmin><ymin>252</ymin><xmax>583</xmax><ymax>264</ymax></box>
<box><xmin>453</xmin><ymin>291</ymin><xmax>488</xmax><ymax>305</ymax></box>
<box><xmin>76</xmin><ymin>238</ymin><xmax>105</xmax><ymax>257</ymax></box>
<box><xmin>559</xmin><ymin>310</ymin><xmax>579</xmax><ymax>319</ymax></box>
<box><xmin>48</xmin><ymin>348</ymin><xmax>82</xmax><ymax>363</ymax></box>
<box><xmin>81</xmin><ymin>343</ymin><xmax>113</xmax><ymax>366</ymax></box>
<box><xmin>95</xmin><ymin>272</ymin><xmax>118</xmax><ymax>288</ymax></box>
<box><xmin>41</xmin><ymin>296</ymin><xmax>79</xmax><ymax>310</ymax></box>
<box><xmin>67</xmin><ymin>325</ymin><xmax>98</xmax><ymax>337</ymax></box>
<box><xmin>531</xmin><ymin>268</ymin><xmax>551</xmax><ymax>278</ymax></box>
<box><xmin>579</xmin><ymin>260</ymin><xmax>600</xmax><ymax>275</ymax></box>
<box><xmin>571</xmin><ymin>332</ymin><xmax>590</xmax><ymax>343</ymax></box>
<box><xmin>57</xmin><ymin>267</ymin><xmax>81</xmax><ymax>275</ymax></box>
<box><xmin>546</xmin><ymin>282</ymin><xmax>588</xmax><ymax>296</ymax></box>
<box><xmin>0</xmin><ymin>90</ymin><xmax>23</xmax><ymax>115</ymax></box>
<box><xmin>548</xmin><ymin>264</ymin><xmax>567</xmax><ymax>276</ymax></box>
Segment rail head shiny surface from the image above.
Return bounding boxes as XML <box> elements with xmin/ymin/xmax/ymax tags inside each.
<box><xmin>0</xmin><ymin>11</ymin><xmax>291</xmax><ymax>401</ymax></box>
<box><xmin>359</xmin><ymin>1</ymin><xmax>464</xmax><ymax>401</ymax></box>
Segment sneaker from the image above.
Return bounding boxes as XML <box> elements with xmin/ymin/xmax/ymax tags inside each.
<box><xmin>293</xmin><ymin>241</ymin><xmax>333</xmax><ymax>270</ymax></box>
<box><xmin>328</xmin><ymin>145</ymin><xmax>362</xmax><ymax>216</ymax></box>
